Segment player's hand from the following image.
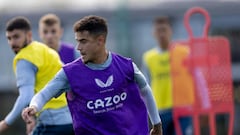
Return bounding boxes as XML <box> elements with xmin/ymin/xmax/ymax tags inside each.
<box><xmin>150</xmin><ymin>123</ymin><xmax>162</xmax><ymax>135</ymax></box>
<box><xmin>22</xmin><ymin>106</ymin><xmax>37</xmax><ymax>123</ymax></box>
<box><xmin>25</xmin><ymin>117</ymin><xmax>36</xmax><ymax>135</ymax></box>
<box><xmin>0</xmin><ymin>120</ymin><xmax>9</xmax><ymax>133</ymax></box>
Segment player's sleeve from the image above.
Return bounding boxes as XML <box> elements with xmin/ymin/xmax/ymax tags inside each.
<box><xmin>141</xmin><ymin>58</ymin><xmax>151</xmax><ymax>83</ymax></box>
<box><xmin>5</xmin><ymin>60</ymin><xmax>37</xmax><ymax>125</ymax></box>
<box><xmin>132</xmin><ymin>62</ymin><xmax>161</xmax><ymax>125</ymax></box>
<box><xmin>30</xmin><ymin>69</ymin><xmax>70</xmax><ymax>112</ymax></box>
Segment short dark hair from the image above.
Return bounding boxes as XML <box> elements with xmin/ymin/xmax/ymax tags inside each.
<box><xmin>73</xmin><ymin>15</ymin><xmax>108</xmax><ymax>37</ymax></box>
<box><xmin>154</xmin><ymin>16</ymin><xmax>171</xmax><ymax>26</ymax></box>
<box><xmin>6</xmin><ymin>16</ymin><xmax>31</xmax><ymax>31</ymax></box>
<box><xmin>39</xmin><ymin>13</ymin><xmax>61</xmax><ymax>26</ymax></box>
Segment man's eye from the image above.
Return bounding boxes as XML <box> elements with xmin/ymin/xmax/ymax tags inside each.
<box><xmin>51</xmin><ymin>30</ymin><xmax>56</xmax><ymax>34</ymax></box>
<box><xmin>43</xmin><ymin>30</ymin><xmax>48</xmax><ymax>34</ymax></box>
<box><xmin>13</xmin><ymin>35</ymin><xmax>19</xmax><ymax>39</ymax></box>
<box><xmin>80</xmin><ymin>40</ymin><xmax>87</xmax><ymax>44</ymax></box>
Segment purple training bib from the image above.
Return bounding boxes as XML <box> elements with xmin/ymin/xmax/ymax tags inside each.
<box><xmin>63</xmin><ymin>53</ymin><xmax>148</xmax><ymax>135</ymax></box>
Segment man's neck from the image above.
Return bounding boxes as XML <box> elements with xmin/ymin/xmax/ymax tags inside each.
<box><xmin>86</xmin><ymin>52</ymin><xmax>112</xmax><ymax>70</ymax></box>
<box><xmin>92</xmin><ymin>50</ymin><xmax>109</xmax><ymax>64</ymax></box>
<box><xmin>53</xmin><ymin>42</ymin><xmax>61</xmax><ymax>52</ymax></box>
<box><xmin>158</xmin><ymin>42</ymin><xmax>169</xmax><ymax>51</ymax></box>
<box><xmin>26</xmin><ymin>40</ymin><xmax>33</xmax><ymax>46</ymax></box>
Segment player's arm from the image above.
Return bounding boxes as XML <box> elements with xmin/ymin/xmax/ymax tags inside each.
<box><xmin>22</xmin><ymin>69</ymin><xmax>70</xmax><ymax>120</ymax></box>
<box><xmin>141</xmin><ymin>58</ymin><xmax>151</xmax><ymax>84</ymax></box>
<box><xmin>0</xmin><ymin>60</ymin><xmax>36</xmax><ymax>133</ymax></box>
<box><xmin>132</xmin><ymin>62</ymin><xmax>162</xmax><ymax>135</ymax></box>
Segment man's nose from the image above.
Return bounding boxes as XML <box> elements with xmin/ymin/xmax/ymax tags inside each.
<box><xmin>77</xmin><ymin>43</ymin><xmax>83</xmax><ymax>51</ymax></box>
<box><xmin>46</xmin><ymin>33</ymin><xmax>53</xmax><ymax>38</ymax></box>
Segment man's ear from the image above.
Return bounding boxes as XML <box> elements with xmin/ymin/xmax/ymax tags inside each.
<box><xmin>27</xmin><ymin>31</ymin><xmax>32</xmax><ymax>41</ymax></box>
<box><xmin>97</xmin><ymin>35</ymin><xmax>105</xmax><ymax>46</ymax></box>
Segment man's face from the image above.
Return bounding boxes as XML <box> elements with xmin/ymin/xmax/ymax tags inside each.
<box><xmin>6</xmin><ymin>29</ymin><xmax>31</xmax><ymax>54</ymax></box>
<box><xmin>39</xmin><ymin>23</ymin><xmax>62</xmax><ymax>49</ymax></box>
<box><xmin>154</xmin><ymin>23</ymin><xmax>172</xmax><ymax>47</ymax></box>
<box><xmin>75</xmin><ymin>31</ymin><xmax>101</xmax><ymax>63</ymax></box>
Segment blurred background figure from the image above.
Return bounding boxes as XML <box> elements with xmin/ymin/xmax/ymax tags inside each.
<box><xmin>1</xmin><ymin>0</ymin><xmax>240</xmax><ymax>135</ymax></box>
<box><xmin>0</xmin><ymin>16</ymin><xmax>74</xmax><ymax>135</ymax></box>
<box><xmin>38</xmin><ymin>13</ymin><xmax>80</xmax><ymax>64</ymax></box>
<box><xmin>142</xmin><ymin>16</ymin><xmax>192</xmax><ymax>135</ymax></box>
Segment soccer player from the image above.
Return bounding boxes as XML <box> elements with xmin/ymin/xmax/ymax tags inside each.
<box><xmin>39</xmin><ymin>13</ymin><xmax>79</xmax><ymax>64</ymax></box>
<box><xmin>142</xmin><ymin>16</ymin><xmax>193</xmax><ymax>135</ymax></box>
<box><xmin>0</xmin><ymin>16</ymin><xmax>74</xmax><ymax>135</ymax></box>
<box><xmin>22</xmin><ymin>15</ymin><xmax>163</xmax><ymax>135</ymax></box>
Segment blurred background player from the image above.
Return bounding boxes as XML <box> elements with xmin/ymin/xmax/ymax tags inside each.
<box><xmin>39</xmin><ymin>13</ymin><xmax>79</xmax><ymax>105</ymax></box>
<box><xmin>39</xmin><ymin>13</ymin><xmax>79</xmax><ymax>64</ymax></box>
<box><xmin>0</xmin><ymin>16</ymin><xmax>74</xmax><ymax>135</ymax></box>
<box><xmin>142</xmin><ymin>16</ymin><xmax>192</xmax><ymax>135</ymax></box>
<box><xmin>22</xmin><ymin>15</ymin><xmax>163</xmax><ymax>135</ymax></box>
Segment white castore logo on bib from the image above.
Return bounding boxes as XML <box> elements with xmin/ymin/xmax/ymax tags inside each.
<box><xmin>95</xmin><ymin>75</ymin><xmax>113</xmax><ymax>88</ymax></box>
